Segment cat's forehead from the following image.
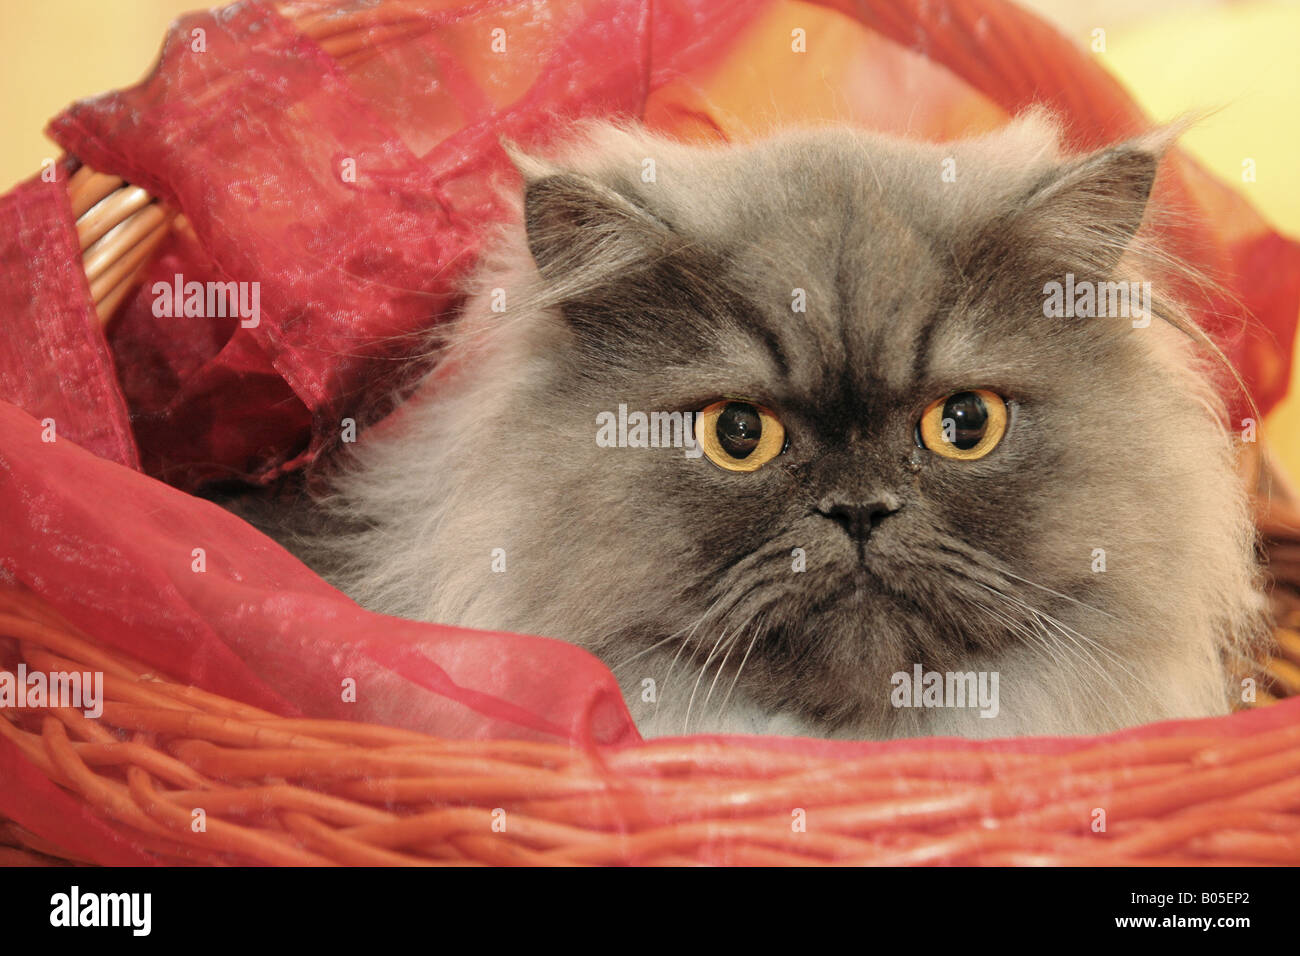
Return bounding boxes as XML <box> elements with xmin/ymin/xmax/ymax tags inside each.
<box><xmin>647</xmin><ymin>137</ymin><xmax>996</xmax><ymax>397</ymax></box>
<box><xmin>605</xmin><ymin>122</ymin><xmax>1061</xmax><ymax>245</ymax></box>
<box><xmin>716</xmin><ymin>202</ymin><xmax>956</xmax><ymax>397</ymax></box>
<box><xmin>544</xmin><ymin>119</ymin><xmax>1076</xmax><ymax>399</ymax></box>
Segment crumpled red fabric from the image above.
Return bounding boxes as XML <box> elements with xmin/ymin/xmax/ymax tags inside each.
<box><xmin>39</xmin><ymin>0</ymin><xmax>771</xmax><ymax>487</ymax></box>
<box><xmin>1</xmin><ymin>0</ymin><xmax>1298</xmax><ymax>864</ymax></box>
<box><xmin>0</xmin><ymin>395</ymin><xmax>639</xmax><ymax>860</ymax></box>
<box><xmin>0</xmin><ymin>400</ymin><xmax>635</xmax><ymax>744</ymax></box>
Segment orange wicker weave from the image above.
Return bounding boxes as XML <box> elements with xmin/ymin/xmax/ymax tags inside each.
<box><xmin>2</xmin><ymin>531</ymin><xmax>1299</xmax><ymax>867</ymax></box>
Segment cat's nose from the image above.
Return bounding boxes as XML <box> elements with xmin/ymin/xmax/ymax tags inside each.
<box><xmin>816</xmin><ymin>497</ymin><xmax>901</xmax><ymax>541</ymax></box>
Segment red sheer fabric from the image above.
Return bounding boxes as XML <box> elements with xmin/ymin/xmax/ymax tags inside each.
<box><xmin>1</xmin><ymin>0</ymin><xmax>1298</xmax><ymax>865</ymax></box>
<box><xmin>42</xmin><ymin>0</ymin><xmax>769</xmax><ymax>487</ymax></box>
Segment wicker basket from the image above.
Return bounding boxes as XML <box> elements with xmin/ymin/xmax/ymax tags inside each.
<box><xmin>1</xmin><ymin>568</ymin><xmax>1298</xmax><ymax>867</ymax></box>
<box><xmin>3</xmin><ymin>0</ymin><xmax>1299</xmax><ymax>867</ymax></box>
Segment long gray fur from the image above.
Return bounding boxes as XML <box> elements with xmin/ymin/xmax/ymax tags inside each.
<box><xmin>275</xmin><ymin>113</ymin><xmax>1266</xmax><ymax>740</ymax></box>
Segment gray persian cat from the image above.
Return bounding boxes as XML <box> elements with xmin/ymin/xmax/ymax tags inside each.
<box><xmin>277</xmin><ymin>113</ymin><xmax>1266</xmax><ymax>740</ymax></box>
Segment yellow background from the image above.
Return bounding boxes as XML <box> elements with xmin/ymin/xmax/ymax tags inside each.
<box><xmin>1</xmin><ymin>0</ymin><xmax>1296</xmax><ymax>479</ymax></box>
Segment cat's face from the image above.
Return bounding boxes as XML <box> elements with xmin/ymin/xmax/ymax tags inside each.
<box><xmin>387</xmin><ymin>119</ymin><xmax>1260</xmax><ymax>737</ymax></box>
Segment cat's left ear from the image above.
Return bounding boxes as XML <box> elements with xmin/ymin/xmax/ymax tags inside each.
<box><xmin>1011</xmin><ymin>129</ymin><xmax>1176</xmax><ymax>274</ymax></box>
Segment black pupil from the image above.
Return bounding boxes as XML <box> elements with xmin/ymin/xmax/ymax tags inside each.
<box><xmin>717</xmin><ymin>403</ymin><xmax>762</xmax><ymax>458</ymax></box>
<box><xmin>942</xmin><ymin>392</ymin><xmax>989</xmax><ymax>450</ymax></box>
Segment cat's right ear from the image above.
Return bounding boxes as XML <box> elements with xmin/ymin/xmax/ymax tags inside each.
<box><xmin>503</xmin><ymin>141</ymin><xmax>671</xmax><ymax>283</ymax></box>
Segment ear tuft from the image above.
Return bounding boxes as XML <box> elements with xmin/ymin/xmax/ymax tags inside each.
<box><xmin>499</xmin><ymin>137</ymin><xmax>555</xmax><ymax>183</ymax></box>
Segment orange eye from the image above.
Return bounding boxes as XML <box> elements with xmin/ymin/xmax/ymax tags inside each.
<box><xmin>918</xmin><ymin>390</ymin><xmax>1008</xmax><ymax>461</ymax></box>
<box><xmin>696</xmin><ymin>401</ymin><xmax>786</xmax><ymax>472</ymax></box>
